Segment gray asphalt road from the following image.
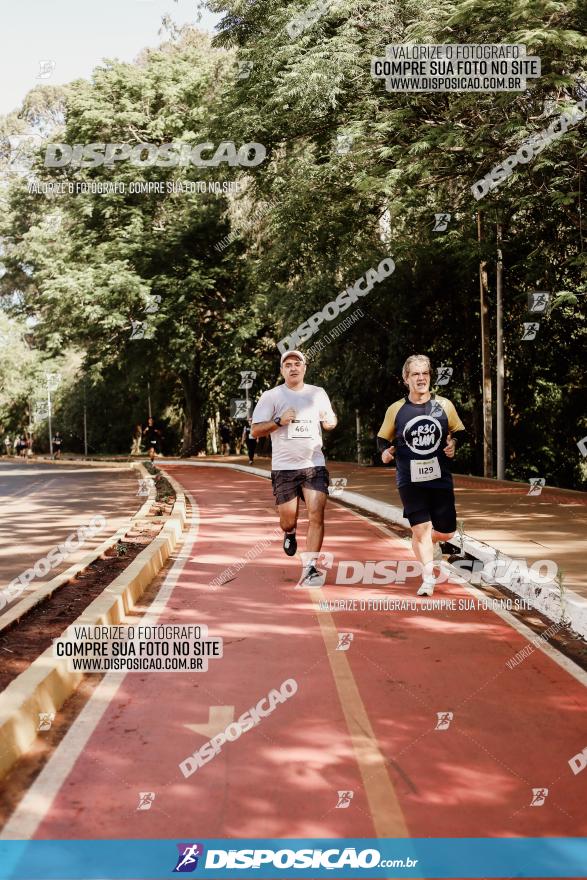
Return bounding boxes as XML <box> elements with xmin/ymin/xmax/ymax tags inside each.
<box><xmin>0</xmin><ymin>461</ymin><xmax>143</xmax><ymax>611</ymax></box>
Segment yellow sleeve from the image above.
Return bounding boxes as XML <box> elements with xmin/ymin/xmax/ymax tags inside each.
<box><xmin>377</xmin><ymin>400</ymin><xmax>403</xmax><ymax>442</ymax></box>
<box><xmin>438</xmin><ymin>398</ymin><xmax>465</xmax><ymax>433</ymax></box>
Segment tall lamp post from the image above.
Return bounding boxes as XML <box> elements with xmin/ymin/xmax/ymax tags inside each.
<box><xmin>45</xmin><ymin>372</ymin><xmax>61</xmax><ymax>458</ymax></box>
<box><xmin>496</xmin><ymin>223</ymin><xmax>505</xmax><ymax>480</ymax></box>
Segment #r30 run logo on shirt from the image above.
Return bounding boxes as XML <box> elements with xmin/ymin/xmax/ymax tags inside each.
<box><xmin>403</xmin><ymin>413</ymin><xmax>443</xmax><ymax>455</ymax></box>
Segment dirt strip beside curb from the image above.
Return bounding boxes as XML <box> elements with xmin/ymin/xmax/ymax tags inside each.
<box><xmin>0</xmin><ymin>472</ymin><xmax>186</xmax><ymax>781</ymax></box>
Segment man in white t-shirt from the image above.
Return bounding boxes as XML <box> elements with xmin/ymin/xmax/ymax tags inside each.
<box><xmin>251</xmin><ymin>350</ymin><xmax>337</xmax><ymax>587</ymax></box>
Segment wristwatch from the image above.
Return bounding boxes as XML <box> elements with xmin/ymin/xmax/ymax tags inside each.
<box><xmin>273</xmin><ymin>417</ymin><xmax>282</xmax><ymax>427</ymax></box>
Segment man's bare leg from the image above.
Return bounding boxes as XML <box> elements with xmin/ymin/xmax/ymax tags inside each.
<box><xmin>411</xmin><ymin>521</ymin><xmax>455</xmax><ymax>595</ymax></box>
<box><xmin>277</xmin><ymin>497</ymin><xmax>299</xmax><ymax>535</ymax></box>
<box><xmin>301</xmin><ymin>486</ymin><xmax>327</xmax><ymax>553</ymax></box>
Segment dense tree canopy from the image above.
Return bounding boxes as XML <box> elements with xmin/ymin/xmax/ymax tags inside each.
<box><xmin>0</xmin><ymin>1</ymin><xmax>585</xmax><ymax>486</ymax></box>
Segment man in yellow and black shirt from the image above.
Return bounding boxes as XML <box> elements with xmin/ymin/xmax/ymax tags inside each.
<box><xmin>377</xmin><ymin>354</ymin><xmax>465</xmax><ymax>597</ymax></box>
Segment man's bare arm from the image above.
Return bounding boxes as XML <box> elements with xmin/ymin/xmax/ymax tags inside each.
<box><xmin>251</xmin><ymin>420</ymin><xmax>278</xmax><ymax>439</ymax></box>
<box><xmin>252</xmin><ymin>407</ymin><xmax>296</xmax><ymax>439</ymax></box>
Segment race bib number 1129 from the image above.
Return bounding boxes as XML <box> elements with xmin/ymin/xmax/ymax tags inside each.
<box><xmin>410</xmin><ymin>457</ymin><xmax>441</xmax><ymax>482</ymax></box>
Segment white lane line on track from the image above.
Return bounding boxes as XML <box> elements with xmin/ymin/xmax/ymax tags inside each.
<box><xmin>0</xmin><ymin>485</ymin><xmax>200</xmax><ymax>841</ymax></box>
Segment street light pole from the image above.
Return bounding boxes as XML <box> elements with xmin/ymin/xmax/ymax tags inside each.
<box><xmin>477</xmin><ymin>211</ymin><xmax>493</xmax><ymax>477</ymax></box>
<box><xmin>47</xmin><ymin>377</ymin><xmax>53</xmax><ymax>459</ymax></box>
<box><xmin>28</xmin><ymin>398</ymin><xmax>33</xmax><ymax>455</ymax></box>
<box><xmin>496</xmin><ymin>222</ymin><xmax>505</xmax><ymax>480</ymax></box>
<box><xmin>83</xmin><ymin>379</ymin><xmax>88</xmax><ymax>459</ymax></box>
<box><xmin>47</xmin><ymin>379</ymin><xmax>53</xmax><ymax>458</ymax></box>
<box><xmin>45</xmin><ymin>372</ymin><xmax>61</xmax><ymax>459</ymax></box>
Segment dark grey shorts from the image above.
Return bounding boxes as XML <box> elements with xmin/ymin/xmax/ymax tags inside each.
<box><xmin>271</xmin><ymin>466</ymin><xmax>330</xmax><ymax>505</ymax></box>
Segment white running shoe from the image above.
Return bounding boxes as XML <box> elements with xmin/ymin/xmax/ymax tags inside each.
<box><xmin>417</xmin><ymin>579</ymin><xmax>435</xmax><ymax>597</ymax></box>
<box><xmin>296</xmin><ymin>565</ymin><xmax>326</xmax><ymax>588</ymax></box>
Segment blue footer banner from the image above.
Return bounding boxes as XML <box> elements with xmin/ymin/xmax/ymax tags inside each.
<box><xmin>0</xmin><ymin>838</ymin><xmax>586</xmax><ymax>879</ymax></box>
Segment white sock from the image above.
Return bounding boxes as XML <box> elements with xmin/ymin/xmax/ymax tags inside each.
<box><xmin>422</xmin><ymin>561</ymin><xmax>436</xmax><ymax>582</ymax></box>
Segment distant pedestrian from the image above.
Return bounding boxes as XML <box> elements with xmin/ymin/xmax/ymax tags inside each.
<box><xmin>242</xmin><ymin>420</ymin><xmax>257</xmax><ymax>465</ymax></box>
<box><xmin>52</xmin><ymin>432</ymin><xmax>63</xmax><ymax>460</ymax></box>
<box><xmin>3</xmin><ymin>435</ymin><xmax>11</xmax><ymax>456</ymax></box>
<box><xmin>143</xmin><ymin>417</ymin><xmax>162</xmax><ymax>462</ymax></box>
<box><xmin>219</xmin><ymin>422</ymin><xmax>231</xmax><ymax>456</ymax></box>
<box><xmin>131</xmin><ymin>424</ymin><xmax>142</xmax><ymax>456</ymax></box>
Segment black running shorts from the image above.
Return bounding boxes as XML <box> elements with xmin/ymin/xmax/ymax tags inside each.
<box><xmin>271</xmin><ymin>466</ymin><xmax>330</xmax><ymax>505</ymax></box>
<box><xmin>398</xmin><ymin>484</ymin><xmax>457</xmax><ymax>533</ymax></box>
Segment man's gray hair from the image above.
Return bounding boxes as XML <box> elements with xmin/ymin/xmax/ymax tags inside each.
<box><xmin>402</xmin><ymin>354</ymin><xmax>432</xmax><ymax>385</ymax></box>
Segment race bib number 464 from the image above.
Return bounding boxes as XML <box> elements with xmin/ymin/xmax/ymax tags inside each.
<box><xmin>288</xmin><ymin>419</ymin><xmax>318</xmax><ymax>439</ymax></box>
<box><xmin>410</xmin><ymin>457</ymin><xmax>441</xmax><ymax>482</ymax></box>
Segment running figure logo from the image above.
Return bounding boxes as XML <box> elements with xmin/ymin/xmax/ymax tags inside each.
<box><xmin>137</xmin><ymin>792</ymin><xmax>155</xmax><ymax>811</ymax></box>
<box><xmin>336</xmin><ymin>790</ymin><xmax>354</xmax><ymax>808</ymax></box>
<box><xmin>336</xmin><ymin>632</ymin><xmax>354</xmax><ymax>652</ymax></box>
<box><xmin>230</xmin><ymin>399</ymin><xmax>252</xmax><ymax>419</ymax></box>
<box><xmin>530</xmin><ymin>788</ymin><xmax>549</xmax><ymax>806</ymax></box>
<box><xmin>37</xmin><ymin>712</ymin><xmax>55</xmax><ymax>731</ymax></box>
<box><xmin>527</xmin><ymin>477</ymin><xmax>546</xmax><ymax>496</ymax></box>
<box><xmin>522</xmin><ymin>322</ymin><xmax>540</xmax><ymax>341</ymax></box>
<box><xmin>37</xmin><ymin>60</ymin><xmax>56</xmax><ymax>79</ymax></box>
<box><xmin>435</xmin><ymin>711</ymin><xmax>453</xmax><ymax>730</ymax></box>
<box><xmin>237</xmin><ymin>60</ymin><xmax>253</xmax><ymax>79</ymax></box>
<box><xmin>335</xmin><ymin>133</ymin><xmax>354</xmax><ymax>155</ymax></box>
<box><xmin>528</xmin><ymin>292</ymin><xmax>550</xmax><ymax>313</ymax></box>
<box><xmin>144</xmin><ymin>294</ymin><xmax>162</xmax><ymax>315</ymax></box>
<box><xmin>34</xmin><ymin>401</ymin><xmax>50</xmax><ymax>422</ymax></box>
<box><xmin>239</xmin><ymin>371</ymin><xmax>256</xmax><ymax>390</ymax></box>
<box><xmin>436</xmin><ymin>365</ymin><xmax>453</xmax><ymax>386</ymax></box>
<box><xmin>5</xmin><ymin>132</ymin><xmax>44</xmax><ymax>173</ymax></box>
<box><xmin>173</xmin><ymin>843</ymin><xmax>204</xmax><ymax>872</ymax></box>
<box><xmin>130</xmin><ymin>319</ymin><xmax>155</xmax><ymax>341</ymax></box>
<box><xmin>433</xmin><ymin>213</ymin><xmax>451</xmax><ymax>232</ymax></box>
<box><xmin>328</xmin><ymin>477</ymin><xmax>347</xmax><ymax>496</ymax></box>
<box><xmin>137</xmin><ymin>477</ymin><xmax>156</xmax><ymax>496</ymax></box>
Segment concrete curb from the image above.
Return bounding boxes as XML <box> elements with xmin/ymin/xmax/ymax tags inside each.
<box><xmin>0</xmin><ymin>463</ymin><xmax>155</xmax><ymax>635</ymax></box>
<box><xmin>0</xmin><ymin>469</ymin><xmax>186</xmax><ymax>781</ymax></box>
<box><xmin>162</xmin><ymin>460</ymin><xmax>585</xmax><ymax>639</ymax></box>
<box><xmin>447</xmin><ymin>532</ymin><xmax>585</xmax><ymax>638</ymax></box>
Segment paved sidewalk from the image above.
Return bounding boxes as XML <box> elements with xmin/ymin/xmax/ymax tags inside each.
<box><xmin>212</xmin><ymin>455</ymin><xmax>587</xmax><ymax>599</ymax></box>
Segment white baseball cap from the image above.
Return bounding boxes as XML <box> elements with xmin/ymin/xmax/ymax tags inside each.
<box><xmin>280</xmin><ymin>350</ymin><xmax>306</xmax><ymax>365</ymax></box>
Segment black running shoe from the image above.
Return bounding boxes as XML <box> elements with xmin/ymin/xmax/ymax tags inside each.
<box><xmin>283</xmin><ymin>532</ymin><xmax>297</xmax><ymax>556</ymax></box>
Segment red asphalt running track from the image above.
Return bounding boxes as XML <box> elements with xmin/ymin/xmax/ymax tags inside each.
<box><xmin>5</xmin><ymin>463</ymin><xmax>587</xmax><ymax>842</ymax></box>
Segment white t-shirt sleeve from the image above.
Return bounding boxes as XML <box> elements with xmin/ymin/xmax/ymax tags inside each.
<box><xmin>317</xmin><ymin>388</ymin><xmax>336</xmax><ymax>422</ymax></box>
<box><xmin>252</xmin><ymin>390</ymin><xmax>275</xmax><ymax>424</ymax></box>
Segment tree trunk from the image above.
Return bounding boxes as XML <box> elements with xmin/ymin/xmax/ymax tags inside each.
<box><xmin>477</xmin><ymin>211</ymin><xmax>493</xmax><ymax>477</ymax></box>
<box><xmin>180</xmin><ymin>368</ymin><xmax>207</xmax><ymax>456</ymax></box>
